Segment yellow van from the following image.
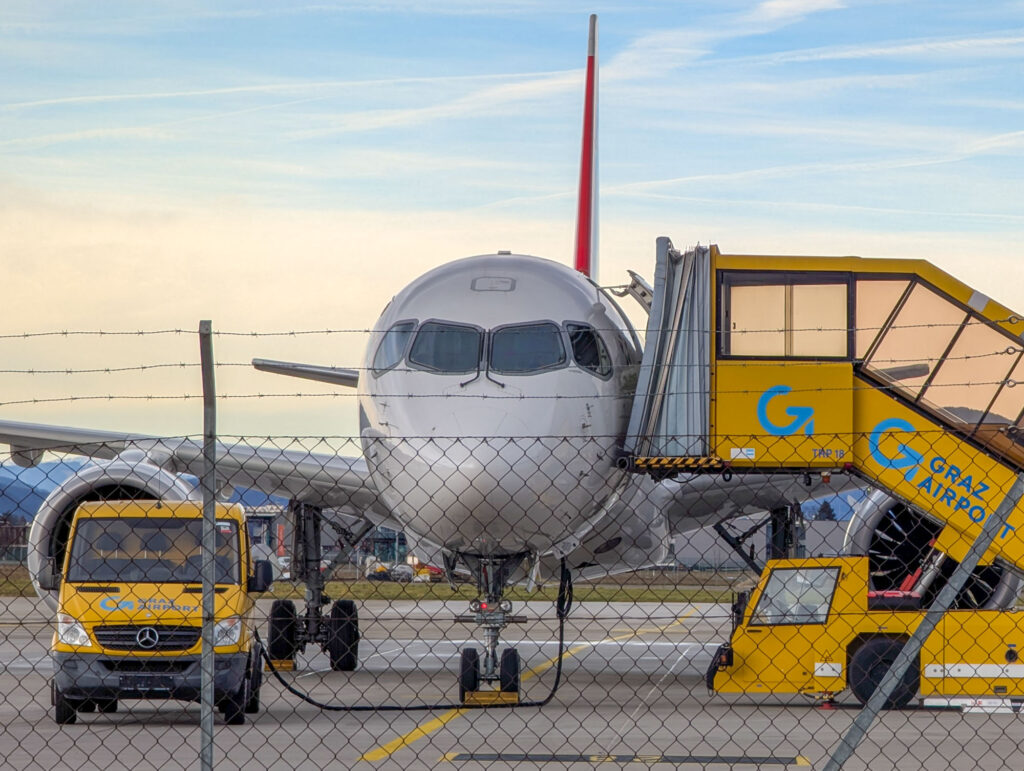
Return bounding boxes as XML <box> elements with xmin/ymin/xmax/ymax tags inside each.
<box><xmin>45</xmin><ymin>500</ymin><xmax>273</xmax><ymax>725</ymax></box>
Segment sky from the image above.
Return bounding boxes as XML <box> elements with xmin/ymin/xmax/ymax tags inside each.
<box><xmin>2</xmin><ymin>0</ymin><xmax>1024</xmax><ymax>437</ymax></box>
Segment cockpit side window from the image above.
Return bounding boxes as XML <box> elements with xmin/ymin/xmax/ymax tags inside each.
<box><xmin>566</xmin><ymin>322</ymin><xmax>613</xmax><ymax>378</ymax></box>
<box><xmin>489</xmin><ymin>322</ymin><xmax>566</xmax><ymax>374</ymax></box>
<box><xmin>408</xmin><ymin>321</ymin><xmax>482</xmax><ymax>374</ymax></box>
<box><xmin>372</xmin><ymin>320</ymin><xmax>416</xmax><ymax>375</ymax></box>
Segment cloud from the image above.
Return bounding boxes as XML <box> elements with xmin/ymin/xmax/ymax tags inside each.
<box><xmin>290</xmin><ymin>69</ymin><xmax>579</xmax><ymax>137</ymax></box>
<box><xmin>1</xmin><ymin>70</ymin><xmax>569</xmax><ymax>111</ymax></box>
<box><xmin>604</xmin><ymin>0</ymin><xmax>845</xmax><ymax>80</ymax></box>
<box><xmin>0</xmin><ymin>126</ymin><xmax>172</xmax><ymax>150</ymax></box>
<box><xmin>753</xmin><ymin>32</ymin><xmax>1024</xmax><ymax>64</ymax></box>
<box><xmin>746</xmin><ymin>0</ymin><xmax>845</xmax><ymax>23</ymax></box>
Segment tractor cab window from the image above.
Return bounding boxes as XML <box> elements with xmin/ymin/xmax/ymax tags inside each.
<box><xmin>750</xmin><ymin>566</ymin><xmax>839</xmax><ymax>626</ymax></box>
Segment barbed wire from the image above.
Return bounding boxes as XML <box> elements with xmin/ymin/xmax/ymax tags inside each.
<box><xmin>2</xmin><ymin>377</ymin><xmax>1024</xmax><ymax>409</ymax></box>
<box><xmin>0</xmin><ymin>316</ymin><xmax>1021</xmax><ymax>341</ymax></box>
<box><xmin>0</xmin><ymin>345</ymin><xmax>1022</xmax><ymax>376</ymax></box>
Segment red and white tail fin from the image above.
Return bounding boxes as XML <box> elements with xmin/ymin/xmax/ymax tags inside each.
<box><xmin>573</xmin><ymin>13</ymin><xmax>599</xmax><ymax>280</ymax></box>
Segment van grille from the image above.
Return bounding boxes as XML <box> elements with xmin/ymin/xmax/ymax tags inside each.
<box><xmin>100</xmin><ymin>660</ymin><xmax>193</xmax><ymax>673</ymax></box>
<box><xmin>93</xmin><ymin>625</ymin><xmax>200</xmax><ymax>651</ymax></box>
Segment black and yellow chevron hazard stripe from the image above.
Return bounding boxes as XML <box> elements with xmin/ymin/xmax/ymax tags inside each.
<box><xmin>630</xmin><ymin>456</ymin><xmax>725</xmax><ymax>472</ymax></box>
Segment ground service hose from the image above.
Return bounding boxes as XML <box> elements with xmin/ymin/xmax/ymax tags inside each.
<box><xmin>257</xmin><ymin>558</ymin><xmax>574</xmax><ymax>712</ymax></box>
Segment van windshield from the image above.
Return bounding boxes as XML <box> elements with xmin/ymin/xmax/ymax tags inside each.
<box><xmin>66</xmin><ymin>517</ymin><xmax>240</xmax><ymax>584</ymax></box>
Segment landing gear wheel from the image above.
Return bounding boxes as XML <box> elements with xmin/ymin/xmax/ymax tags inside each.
<box><xmin>268</xmin><ymin>599</ymin><xmax>298</xmax><ymax>662</ymax></box>
<box><xmin>499</xmin><ymin>648</ymin><xmax>521</xmax><ymax>693</ymax></box>
<box><xmin>52</xmin><ymin>682</ymin><xmax>78</xmax><ymax>725</ymax></box>
<box><xmin>244</xmin><ymin>648</ymin><xmax>263</xmax><ymax>714</ymax></box>
<box><xmin>220</xmin><ymin>685</ymin><xmax>246</xmax><ymax>725</ymax></box>
<box><xmin>459</xmin><ymin>648</ymin><xmax>481</xmax><ymax>703</ymax></box>
<box><xmin>849</xmin><ymin>638</ymin><xmax>919</xmax><ymax>709</ymax></box>
<box><xmin>326</xmin><ymin>599</ymin><xmax>359</xmax><ymax>672</ymax></box>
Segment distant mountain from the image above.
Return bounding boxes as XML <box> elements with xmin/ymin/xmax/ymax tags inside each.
<box><xmin>227</xmin><ymin>486</ymin><xmax>288</xmax><ymax>509</ymax></box>
<box><xmin>0</xmin><ymin>459</ymin><xmax>286</xmax><ymax>524</ymax></box>
<box><xmin>0</xmin><ymin>460</ymin><xmax>86</xmax><ymax>524</ymax></box>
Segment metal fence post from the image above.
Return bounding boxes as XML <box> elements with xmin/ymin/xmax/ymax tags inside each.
<box><xmin>198</xmin><ymin>320</ymin><xmax>217</xmax><ymax>771</ymax></box>
<box><xmin>824</xmin><ymin>472</ymin><xmax>1024</xmax><ymax>771</ymax></box>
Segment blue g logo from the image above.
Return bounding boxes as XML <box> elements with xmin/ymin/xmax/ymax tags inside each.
<box><xmin>868</xmin><ymin>417</ymin><xmax>923</xmax><ymax>480</ymax></box>
<box><xmin>99</xmin><ymin>596</ymin><xmax>133</xmax><ymax>612</ymax></box>
<box><xmin>757</xmin><ymin>385</ymin><xmax>815</xmax><ymax>436</ymax></box>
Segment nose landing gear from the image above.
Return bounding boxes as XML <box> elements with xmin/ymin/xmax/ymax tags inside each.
<box><xmin>453</xmin><ymin>552</ymin><xmax>529</xmax><ymax>704</ymax></box>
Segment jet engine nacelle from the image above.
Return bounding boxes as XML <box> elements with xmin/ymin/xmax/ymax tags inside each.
<box><xmin>845</xmin><ymin>489</ymin><xmax>1020</xmax><ymax>609</ymax></box>
<box><xmin>27</xmin><ymin>455</ymin><xmax>196</xmax><ymax>612</ymax></box>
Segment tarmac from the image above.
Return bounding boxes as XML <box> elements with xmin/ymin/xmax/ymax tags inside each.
<box><xmin>2</xmin><ymin>596</ymin><xmax>1024</xmax><ymax>770</ymax></box>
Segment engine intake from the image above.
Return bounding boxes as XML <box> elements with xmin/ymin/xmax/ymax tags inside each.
<box><xmin>845</xmin><ymin>489</ymin><xmax>1020</xmax><ymax>610</ymax></box>
<box><xmin>27</xmin><ymin>456</ymin><xmax>196</xmax><ymax>612</ymax></box>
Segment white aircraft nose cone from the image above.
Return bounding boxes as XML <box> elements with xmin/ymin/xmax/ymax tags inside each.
<box><xmin>367</xmin><ymin>434</ymin><xmax>622</xmax><ymax>555</ymax></box>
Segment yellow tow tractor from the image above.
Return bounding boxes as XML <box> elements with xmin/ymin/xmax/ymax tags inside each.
<box><xmin>708</xmin><ymin>555</ymin><xmax>1024</xmax><ymax>708</ymax></box>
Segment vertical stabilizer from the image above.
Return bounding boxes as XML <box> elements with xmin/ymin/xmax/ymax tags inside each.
<box><xmin>574</xmin><ymin>14</ymin><xmax>599</xmax><ymax>280</ymax></box>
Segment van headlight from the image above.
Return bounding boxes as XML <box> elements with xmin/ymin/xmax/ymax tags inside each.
<box><xmin>57</xmin><ymin>614</ymin><xmax>92</xmax><ymax>647</ymax></box>
<box><xmin>213</xmin><ymin>617</ymin><xmax>242</xmax><ymax>646</ymax></box>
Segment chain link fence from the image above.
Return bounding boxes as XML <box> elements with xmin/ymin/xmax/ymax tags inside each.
<box><xmin>3</xmin><ymin>325</ymin><xmax>1024</xmax><ymax>770</ymax></box>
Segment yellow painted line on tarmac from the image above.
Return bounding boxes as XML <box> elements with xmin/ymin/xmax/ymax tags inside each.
<box><xmin>359</xmin><ymin>609</ymin><xmax>695</xmax><ymax>763</ymax></box>
<box><xmin>360</xmin><ymin>708</ymin><xmax>468</xmax><ymax>762</ymax></box>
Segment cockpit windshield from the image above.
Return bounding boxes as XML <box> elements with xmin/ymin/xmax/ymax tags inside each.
<box><xmin>408</xmin><ymin>321</ymin><xmax>482</xmax><ymax>374</ymax></box>
<box><xmin>390</xmin><ymin>319</ymin><xmax>614</xmax><ymax>378</ymax></box>
<box><xmin>489</xmin><ymin>322</ymin><xmax>566</xmax><ymax>374</ymax></box>
<box><xmin>372</xmin><ymin>321</ymin><xmax>416</xmax><ymax>374</ymax></box>
<box><xmin>66</xmin><ymin>517</ymin><xmax>240</xmax><ymax>584</ymax></box>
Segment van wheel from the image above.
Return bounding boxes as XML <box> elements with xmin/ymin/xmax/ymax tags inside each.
<box><xmin>326</xmin><ymin>600</ymin><xmax>359</xmax><ymax>671</ymax></box>
<box><xmin>220</xmin><ymin>686</ymin><xmax>246</xmax><ymax>725</ymax></box>
<box><xmin>849</xmin><ymin>638</ymin><xmax>919</xmax><ymax>709</ymax></box>
<box><xmin>268</xmin><ymin>599</ymin><xmax>298</xmax><ymax>661</ymax></box>
<box><xmin>53</xmin><ymin>683</ymin><xmax>78</xmax><ymax>725</ymax></box>
<box><xmin>245</xmin><ymin>649</ymin><xmax>263</xmax><ymax>714</ymax></box>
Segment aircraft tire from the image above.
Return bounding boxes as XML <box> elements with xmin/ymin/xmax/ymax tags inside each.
<box><xmin>268</xmin><ymin>599</ymin><xmax>298</xmax><ymax>661</ymax></box>
<box><xmin>53</xmin><ymin>682</ymin><xmax>78</xmax><ymax>725</ymax></box>
<box><xmin>327</xmin><ymin>599</ymin><xmax>359</xmax><ymax>672</ymax></box>
<box><xmin>459</xmin><ymin>648</ymin><xmax>480</xmax><ymax>702</ymax></box>
<box><xmin>849</xmin><ymin>637</ymin><xmax>919</xmax><ymax>709</ymax></box>
<box><xmin>499</xmin><ymin>648</ymin><xmax>521</xmax><ymax>693</ymax></box>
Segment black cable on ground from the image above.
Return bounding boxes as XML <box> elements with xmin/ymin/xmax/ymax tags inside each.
<box><xmin>256</xmin><ymin>558</ymin><xmax>574</xmax><ymax>712</ymax></box>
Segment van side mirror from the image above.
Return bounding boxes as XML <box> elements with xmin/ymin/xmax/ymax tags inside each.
<box><xmin>38</xmin><ymin>559</ymin><xmax>60</xmax><ymax>591</ymax></box>
<box><xmin>248</xmin><ymin>560</ymin><xmax>274</xmax><ymax>593</ymax></box>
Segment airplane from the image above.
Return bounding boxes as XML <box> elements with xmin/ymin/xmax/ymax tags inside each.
<box><xmin>0</xmin><ymin>15</ymin><xmax>853</xmax><ymax>697</ymax></box>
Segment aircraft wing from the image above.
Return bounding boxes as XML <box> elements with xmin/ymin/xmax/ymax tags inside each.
<box><xmin>656</xmin><ymin>471</ymin><xmax>861</xmax><ymax>536</ymax></box>
<box><xmin>0</xmin><ymin>418</ymin><xmax>388</xmax><ymax>520</ymax></box>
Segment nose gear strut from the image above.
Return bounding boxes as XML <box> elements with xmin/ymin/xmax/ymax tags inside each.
<box><xmin>453</xmin><ymin>552</ymin><xmax>531</xmax><ymax>702</ymax></box>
